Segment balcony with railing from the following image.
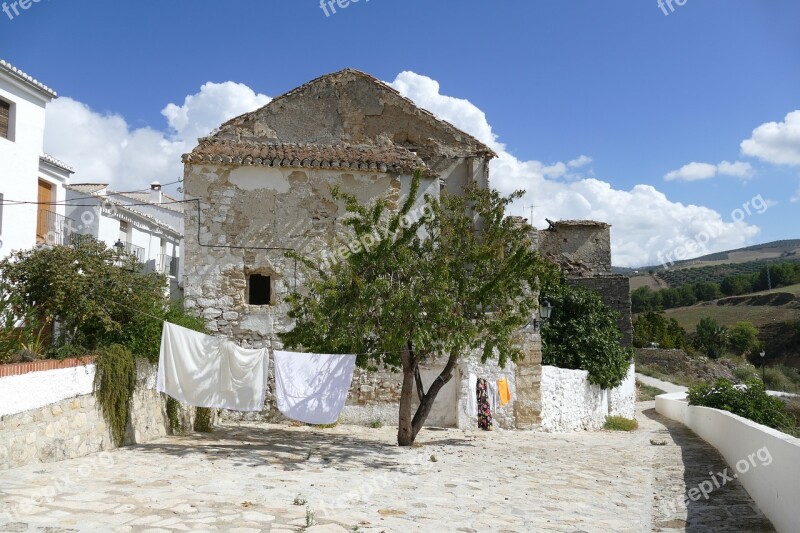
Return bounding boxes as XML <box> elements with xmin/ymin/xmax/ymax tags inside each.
<box><xmin>156</xmin><ymin>254</ymin><xmax>179</xmax><ymax>277</ymax></box>
<box><xmin>36</xmin><ymin>209</ymin><xmax>76</xmax><ymax>247</ymax></box>
<box><xmin>113</xmin><ymin>240</ymin><xmax>146</xmax><ymax>263</ymax></box>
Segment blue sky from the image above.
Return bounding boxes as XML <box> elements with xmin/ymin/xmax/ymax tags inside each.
<box><xmin>1</xmin><ymin>0</ymin><xmax>799</xmax><ymax>266</ymax></box>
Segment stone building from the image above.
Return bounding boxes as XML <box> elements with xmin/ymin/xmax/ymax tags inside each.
<box><xmin>182</xmin><ymin>69</ymin><xmax>628</xmax><ymax>430</ymax></box>
<box><xmin>539</xmin><ymin>219</ymin><xmax>633</xmax><ymax>346</ymax></box>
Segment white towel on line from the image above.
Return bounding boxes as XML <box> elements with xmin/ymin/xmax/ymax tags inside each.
<box><xmin>157</xmin><ymin>322</ymin><xmax>269</xmax><ymax>412</ymax></box>
<box><xmin>466</xmin><ymin>373</ymin><xmax>478</xmax><ymax>417</ymax></box>
<box><xmin>273</xmin><ymin>350</ymin><xmax>357</xmax><ymax>425</ymax></box>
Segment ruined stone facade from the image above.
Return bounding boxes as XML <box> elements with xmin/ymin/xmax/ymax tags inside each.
<box><xmin>538</xmin><ymin>220</ymin><xmax>633</xmax><ymax>347</ymax></box>
<box><xmin>184</xmin><ymin>69</ymin><xmax>613</xmax><ymax>430</ymax></box>
<box><xmin>538</xmin><ymin>220</ymin><xmax>612</xmax><ymax>277</ymax></box>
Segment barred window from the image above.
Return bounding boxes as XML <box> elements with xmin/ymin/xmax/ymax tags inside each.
<box><xmin>0</xmin><ymin>100</ymin><xmax>9</xmax><ymax>140</ymax></box>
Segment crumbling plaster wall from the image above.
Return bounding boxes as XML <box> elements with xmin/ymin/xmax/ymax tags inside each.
<box><xmin>538</xmin><ymin>223</ymin><xmax>612</xmax><ymax>277</ymax></box>
<box><xmin>183</xmin><ymin>164</ymin><xmax>437</xmax><ymax>347</ymax></box>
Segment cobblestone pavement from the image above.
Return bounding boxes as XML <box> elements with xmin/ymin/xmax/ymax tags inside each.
<box><xmin>0</xmin><ymin>403</ymin><xmax>774</xmax><ymax>532</ymax></box>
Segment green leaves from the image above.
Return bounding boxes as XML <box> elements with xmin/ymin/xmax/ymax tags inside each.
<box><xmin>279</xmin><ymin>170</ymin><xmax>552</xmax><ymax>371</ymax></box>
<box><xmin>0</xmin><ymin>236</ymin><xmax>196</xmax><ymax>362</ymax></box>
<box><xmin>541</xmin><ymin>280</ymin><xmax>632</xmax><ymax>389</ymax></box>
<box><xmin>689</xmin><ymin>378</ymin><xmax>795</xmax><ymax>433</ymax></box>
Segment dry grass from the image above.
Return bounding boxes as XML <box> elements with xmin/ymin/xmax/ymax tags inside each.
<box><xmin>664</xmin><ymin>304</ymin><xmax>800</xmax><ymax>330</ymax></box>
<box><xmin>604</xmin><ymin>416</ymin><xmax>639</xmax><ymax>431</ymax></box>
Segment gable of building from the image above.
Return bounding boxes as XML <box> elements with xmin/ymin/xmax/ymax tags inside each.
<box><xmin>204</xmin><ymin>69</ymin><xmax>496</xmax><ymax>175</ymax></box>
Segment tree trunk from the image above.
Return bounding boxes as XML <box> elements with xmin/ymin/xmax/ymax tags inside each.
<box><xmin>397</xmin><ymin>347</ymin><xmax>460</xmax><ymax>446</ymax></box>
<box><xmin>397</xmin><ymin>344</ymin><xmax>416</xmax><ymax>446</ymax></box>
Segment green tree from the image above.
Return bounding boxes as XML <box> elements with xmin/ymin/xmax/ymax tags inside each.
<box><xmin>279</xmin><ymin>171</ymin><xmax>554</xmax><ymax>446</ymax></box>
<box><xmin>695</xmin><ymin>317</ymin><xmax>728</xmax><ymax>359</ymax></box>
<box><xmin>728</xmin><ymin>322</ymin><xmax>761</xmax><ymax>357</ymax></box>
<box><xmin>0</xmin><ymin>237</ymin><xmax>166</xmax><ymax>355</ymax></box>
<box><xmin>632</xmin><ymin>311</ymin><xmax>688</xmax><ymax>349</ymax></box>
<box><xmin>541</xmin><ymin>280</ymin><xmax>632</xmax><ymax>389</ymax></box>
<box><xmin>631</xmin><ymin>286</ymin><xmax>660</xmax><ymax>313</ymax></box>
<box><xmin>678</xmin><ymin>284</ymin><xmax>698</xmax><ymax>307</ymax></box>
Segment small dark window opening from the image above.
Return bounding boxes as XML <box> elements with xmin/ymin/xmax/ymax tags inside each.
<box><xmin>0</xmin><ymin>100</ymin><xmax>10</xmax><ymax>140</ymax></box>
<box><xmin>248</xmin><ymin>274</ymin><xmax>271</xmax><ymax>306</ymax></box>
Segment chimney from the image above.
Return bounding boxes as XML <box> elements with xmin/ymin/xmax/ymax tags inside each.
<box><xmin>150</xmin><ymin>181</ymin><xmax>162</xmax><ymax>204</ymax></box>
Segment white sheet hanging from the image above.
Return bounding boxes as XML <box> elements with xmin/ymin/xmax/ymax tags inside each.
<box><xmin>273</xmin><ymin>350</ymin><xmax>357</xmax><ymax>425</ymax></box>
<box><xmin>466</xmin><ymin>373</ymin><xmax>478</xmax><ymax>417</ymax></box>
<box><xmin>157</xmin><ymin>322</ymin><xmax>268</xmax><ymax>412</ymax></box>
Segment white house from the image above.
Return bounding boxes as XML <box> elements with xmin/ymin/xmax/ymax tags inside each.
<box><xmin>0</xmin><ymin>59</ymin><xmax>74</xmax><ymax>259</ymax></box>
<box><xmin>64</xmin><ymin>181</ymin><xmax>184</xmax><ymax>294</ymax></box>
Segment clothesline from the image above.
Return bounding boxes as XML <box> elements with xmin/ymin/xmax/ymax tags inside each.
<box><xmin>100</xmin><ymin>295</ymin><xmax>426</xmax><ymax>358</ymax></box>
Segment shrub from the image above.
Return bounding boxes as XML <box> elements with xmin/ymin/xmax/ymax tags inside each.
<box><xmin>93</xmin><ymin>344</ymin><xmax>137</xmax><ymax>447</ymax></box>
<box><xmin>124</xmin><ymin>300</ymin><xmax>207</xmax><ymax>364</ymax></box>
<box><xmin>688</xmin><ymin>378</ymin><xmax>795</xmax><ymax>432</ymax></box>
<box><xmin>542</xmin><ymin>282</ymin><xmax>633</xmax><ymax>389</ymax></box>
<box><xmin>604</xmin><ymin>416</ymin><xmax>638</xmax><ymax>431</ymax></box>
<box><xmin>194</xmin><ymin>407</ymin><xmax>214</xmax><ymax>433</ymax></box>
<box><xmin>763</xmin><ymin>367</ymin><xmax>797</xmax><ymax>393</ymax></box>
<box><xmin>732</xmin><ymin>366</ymin><xmax>757</xmax><ymax>382</ymax></box>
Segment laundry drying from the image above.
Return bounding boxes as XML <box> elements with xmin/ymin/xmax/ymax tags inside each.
<box><xmin>157</xmin><ymin>322</ymin><xmax>269</xmax><ymax>412</ymax></box>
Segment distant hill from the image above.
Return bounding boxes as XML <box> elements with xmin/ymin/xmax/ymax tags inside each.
<box><xmin>614</xmin><ymin>239</ymin><xmax>800</xmax><ymax>275</ymax></box>
<box><xmin>616</xmin><ymin>239</ymin><xmax>800</xmax><ymax>289</ymax></box>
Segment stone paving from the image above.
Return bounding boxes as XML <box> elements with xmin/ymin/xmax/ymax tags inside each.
<box><xmin>0</xmin><ymin>403</ymin><xmax>774</xmax><ymax>532</ymax></box>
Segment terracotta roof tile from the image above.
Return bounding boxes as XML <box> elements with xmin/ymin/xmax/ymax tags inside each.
<box><xmin>183</xmin><ymin>140</ymin><xmax>436</xmax><ymax>177</ymax></box>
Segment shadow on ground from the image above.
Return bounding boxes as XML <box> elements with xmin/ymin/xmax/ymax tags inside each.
<box><xmin>129</xmin><ymin>424</ymin><xmax>447</xmax><ymax>472</ymax></box>
<box><xmin>642</xmin><ymin>408</ymin><xmax>774</xmax><ymax>533</ymax></box>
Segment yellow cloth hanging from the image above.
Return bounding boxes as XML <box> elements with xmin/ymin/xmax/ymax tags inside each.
<box><xmin>497</xmin><ymin>378</ymin><xmax>511</xmax><ymax>406</ymax></box>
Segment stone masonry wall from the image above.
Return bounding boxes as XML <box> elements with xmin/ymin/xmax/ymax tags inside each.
<box><xmin>538</xmin><ymin>223</ymin><xmax>612</xmax><ymax>276</ymax></box>
<box><xmin>183</xmin><ymin>164</ymin><xmax>438</xmax><ymax>350</ymax></box>
<box><xmin>0</xmin><ymin>363</ymin><xmax>172</xmax><ymax>471</ymax></box>
<box><xmin>569</xmin><ymin>276</ymin><xmax>633</xmax><ymax>347</ymax></box>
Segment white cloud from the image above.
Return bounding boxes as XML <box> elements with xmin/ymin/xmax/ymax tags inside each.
<box><xmin>664</xmin><ymin>160</ymin><xmax>753</xmax><ymax>182</ymax></box>
<box><xmin>792</xmin><ymin>184</ymin><xmax>800</xmax><ymax>203</ymax></box>
<box><xmin>716</xmin><ymin>160</ymin><xmax>754</xmax><ymax>179</ymax></box>
<box><xmin>741</xmin><ymin>110</ymin><xmax>800</xmax><ymax>165</ymax></box>
<box><xmin>43</xmin><ymin>72</ymin><xmax>763</xmax><ymax>267</ymax></box>
<box><xmin>568</xmin><ymin>155</ymin><xmax>592</xmax><ymax>168</ymax></box>
<box><xmin>390</xmin><ymin>71</ymin><xmax>760</xmax><ymax>267</ymax></box>
<box><xmin>44</xmin><ymin>82</ymin><xmax>270</xmax><ymax>190</ymax></box>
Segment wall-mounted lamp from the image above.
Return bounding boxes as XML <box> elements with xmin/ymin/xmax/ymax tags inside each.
<box><xmin>532</xmin><ymin>299</ymin><xmax>554</xmax><ymax>333</ymax></box>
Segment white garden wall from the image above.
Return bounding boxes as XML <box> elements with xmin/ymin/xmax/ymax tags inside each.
<box><xmin>539</xmin><ymin>363</ymin><xmax>636</xmax><ymax>432</ymax></box>
<box><xmin>0</xmin><ymin>365</ymin><xmax>95</xmax><ymax>417</ymax></box>
<box><xmin>0</xmin><ymin>361</ymin><xmax>170</xmax><ymax>470</ymax></box>
<box><xmin>656</xmin><ymin>392</ymin><xmax>800</xmax><ymax>533</ymax></box>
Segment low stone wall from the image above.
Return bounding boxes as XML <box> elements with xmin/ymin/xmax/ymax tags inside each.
<box><xmin>539</xmin><ymin>363</ymin><xmax>636</xmax><ymax>432</ymax></box>
<box><xmin>0</xmin><ymin>362</ymin><xmax>171</xmax><ymax>471</ymax></box>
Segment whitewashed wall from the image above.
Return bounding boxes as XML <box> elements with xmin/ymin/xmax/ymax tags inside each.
<box><xmin>657</xmin><ymin>392</ymin><xmax>800</xmax><ymax>533</ymax></box>
<box><xmin>608</xmin><ymin>365</ymin><xmax>636</xmax><ymax>419</ymax></box>
<box><xmin>0</xmin><ymin>72</ymin><xmax>50</xmax><ymax>259</ymax></box>
<box><xmin>539</xmin><ymin>363</ymin><xmax>636</xmax><ymax>432</ymax></box>
<box><xmin>0</xmin><ymin>365</ymin><xmax>95</xmax><ymax>417</ymax></box>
